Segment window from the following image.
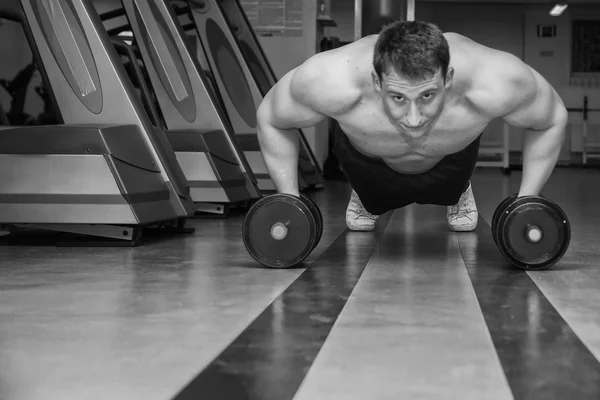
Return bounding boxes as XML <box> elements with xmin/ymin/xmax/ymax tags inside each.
<box><xmin>571</xmin><ymin>20</ymin><xmax>600</xmax><ymax>74</ymax></box>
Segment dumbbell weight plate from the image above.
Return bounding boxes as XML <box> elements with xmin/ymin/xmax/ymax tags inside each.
<box><xmin>299</xmin><ymin>194</ymin><xmax>323</xmax><ymax>249</ymax></box>
<box><xmin>242</xmin><ymin>194</ymin><xmax>318</xmax><ymax>268</ymax></box>
<box><xmin>492</xmin><ymin>193</ymin><xmax>518</xmax><ymax>245</ymax></box>
<box><xmin>496</xmin><ymin>196</ymin><xmax>570</xmax><ymax>270</ymax></box>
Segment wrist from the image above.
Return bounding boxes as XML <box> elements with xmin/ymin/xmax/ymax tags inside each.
<box><xmin>517</xmin><ymin>190</ymin><xmax>539</xmax><ymax>197</ymax></box>
<box><xmin>276</xmin><ymin>184</ymin><xmax>300</xmax><ymax>197</ymax></box>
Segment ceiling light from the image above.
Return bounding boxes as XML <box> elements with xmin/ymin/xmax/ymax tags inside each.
<box><xmin>550</xmin><ymin>3</ymin><xmax>568</xmax><ymax>16</ymax></box>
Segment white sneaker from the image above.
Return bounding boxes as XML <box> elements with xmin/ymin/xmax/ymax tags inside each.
<box><xmin>447</xmin><ymin>182</ymin><xmax>478</xmax><ymax>232</ymax></box>
<box><xmin>346</xmin><ymin>190</ymin><xmax>379</xmax><ymax>231</ymax></box>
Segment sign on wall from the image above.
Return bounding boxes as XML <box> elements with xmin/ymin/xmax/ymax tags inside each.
<box><xmin>240</xmin><ymin>0</ymin><xmax>303</xmax><ymax>37</ymax></box>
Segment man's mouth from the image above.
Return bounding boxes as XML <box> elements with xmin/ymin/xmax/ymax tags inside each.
<box><xmin>402</xmin><ymin>122</ymin><xmax>427</xmax><ymax>130</ymax></box>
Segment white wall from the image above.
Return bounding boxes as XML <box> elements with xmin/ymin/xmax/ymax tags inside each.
<box><xmin>417</xmin><ymin>3</ymin><xmax>525</xmax><ymax>58</ymax></box>
<box><xmin>524</xmin><ymin>5</ymin><xmax>600</xmax><ymax>153</ymax></box>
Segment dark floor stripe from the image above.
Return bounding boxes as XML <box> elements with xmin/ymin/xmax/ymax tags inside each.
<box><xmin>456</xmin><ymin>217</ymin><xmax>600</xmax><ymax>399</ymax></box>
<box><xmin>172</xmin><ymin>213</ymin><xmax>393</xmax><ymax>400</ymax></box>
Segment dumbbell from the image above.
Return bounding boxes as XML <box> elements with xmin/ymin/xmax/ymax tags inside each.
<box><xmin>491</xmin><ymin>194</ymin><xmax>571</xmax><ymax>270</ymax></box>
<box><xmin>242</xmin><ymin>193</ymin><xmax>324</xmax><ymax>268</ymax></box>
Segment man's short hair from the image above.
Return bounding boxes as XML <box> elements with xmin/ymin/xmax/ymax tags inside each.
<box><xmin>373</xmin><ymin>21</ymin><xmax>450</xmax><ymax>82</ymax></box>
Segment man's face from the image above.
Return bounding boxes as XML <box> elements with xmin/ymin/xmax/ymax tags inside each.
<box><xmin>374</xmin><ymin>68</ymin><xmax>453</xmax><ymax>138</ymax></box>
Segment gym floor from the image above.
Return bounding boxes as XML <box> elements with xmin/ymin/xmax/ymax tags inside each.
<box><xmin>1</xmin><ymin>167</ymin><xmax>599</xmax><ymax>400</ymax></box>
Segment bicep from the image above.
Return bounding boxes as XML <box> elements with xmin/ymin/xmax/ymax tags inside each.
<box><xmin>257</xmin><ymin>68</ymin><xmax>327</xmax><ymax>130</ymax></box>
<box><xmin>501</xmin><ymin>66</ymin><xmax>567</xmax><ymax>130</ymax></box>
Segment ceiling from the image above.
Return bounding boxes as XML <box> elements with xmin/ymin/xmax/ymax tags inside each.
<box><xmin>89</xmin><ymin>0</ymin><xmax>600</xmax><ymax>7</ymax></box>
<box><xmin>91</xmin><ymin>0</ymin><xmax>600</xmax><ymax>3</ymax></box>
<box><xmin>415</xmin><ymin>0</ymin><xmax>599</xmax><ymax>3</ymax></box>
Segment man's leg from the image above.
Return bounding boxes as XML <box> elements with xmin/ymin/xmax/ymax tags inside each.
<box><xmin>445</xmin><ymin>134</ymin><xmax>481</xmax><ymax>232</ymax></box>
<box><xmin>331</xmin><ymin>122</ymin><xmax>414</xmax><ymax>232</ymax></box>
<box><xmin>440</xmin><ymin>135</ymin><xmax>481</xmax><ymax>232</ymax></box>
<box><xmin>414</xmin><ymin>134</ymin><xmax>482</xmax><ymax>232</ymax></box>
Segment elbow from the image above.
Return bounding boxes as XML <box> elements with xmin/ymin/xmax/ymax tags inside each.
<box><xmin>256</xmin><ymin>99</ymin><xmax>272</xmax><ymax>135</ymax></box>
<box><xmin>256</xmin><ymin>99</ymin><xmax>267</xmax><ymax>126</ymax></box>
<box><xmin>555</xmin><ymin>105</ymin><xmax>569</xmax><ymax>141</ymax></box>
<box><xmin>550</xmin><ymin>105</ymin><xmax>569</xmax><ymax>147</ymax></box>
<box><xmin>555</xmin><ymin>104</ymin><xmax>568</xmax><ymax>128</ymax></box>
<box><xmin>551</xmin><ymin>91</ymin><xmax>568</xmax><ymax>128</ymax></box>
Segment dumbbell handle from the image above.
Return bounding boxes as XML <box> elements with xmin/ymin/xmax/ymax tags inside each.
<box><xmin>270</xmin><ymin>222</ymin><xmax>288</xmax><ymax>240</ymax></box>
<box><xmin>525</xmin><ymin>225</ymin><xmax>542</xmax><ymax>243</ymax></box>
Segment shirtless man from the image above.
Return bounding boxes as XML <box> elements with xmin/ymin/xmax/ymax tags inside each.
<box><xmin>256</xmin><ymin>21</ymin><xmax>567</xmax><ymax>232</ymax></box>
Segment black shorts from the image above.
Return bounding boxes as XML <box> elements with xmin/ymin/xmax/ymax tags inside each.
<box><xmin>332</xmin><ymin>122</ymin><xmax>481</xmax><ymax>215</ymax></box>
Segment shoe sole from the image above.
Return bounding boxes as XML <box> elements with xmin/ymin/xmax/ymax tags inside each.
<box><xmin>346</xmin><ymin>220</ymin><xmax>376</xmax><ymax>232</ymax></box>
<box><xmin>448</xmin><ymin>222</ymin><xmax>478</xmax><ymax>232</ymax></box>
<box><xmin>347</xmin><ymin>226</ymin><xmax>376</xmax><ymax>231</ymax></box>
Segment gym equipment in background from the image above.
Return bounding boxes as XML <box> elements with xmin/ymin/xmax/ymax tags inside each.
<box><xmin>567</xmin><ymin>96</ymin><xmax>600</xmax><ymax>165</ymax></box>
<box><xmin>492</xmin><ymin>195</ymin><xmax>571</xmax><ymax>270</ymax></box>
<box><xmin>0</xmin><ymin>101</ymin><xmax>9</xmax><ymax>125</ymax></box>
<box><xmin>108</xmin><ymin>0</ymin><xmax>262</xmax><ymax>217</ymax></box>
<box><xmin>111</xmin><ymin>39</ymin><xmax>165</xmax><ymax>128</ymax></box>
<box><xmin>0</xmin><ymin>0</ymin><xmax>195</xmax><ymax>244</ymax></box>
<box><xmin>216</xmin><ymin>0</ymin><xmax>324</xmax><ymax>188</ymax></box>
<box><xmin>174</xmin><ymin>0</ymin><xmax>324</xmax><ymax>192</ymax></box>
<box><xmin>0</xmin><ymin>60</ymin><xmax>37</xmax><ymax>125</ymax></box>
<box><xmin>33</xmin><ymin>85</ymin><xmax>60</xmax><ymax>125</ymax></box>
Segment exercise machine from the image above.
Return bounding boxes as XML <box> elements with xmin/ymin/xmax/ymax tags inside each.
<box><xmin>174</xmin><ymin>0</ymin><xmax>324</xmax><ymax>191</ymax></box>
<box><xmin>216</xmin><ymin>0</ymin><xmax>324</xmax><ymax>188</ymax></box>
<box><xmin>107</xmin><ymin>0</ymin><xmax>262</xmax><ymax>216</ymax></box>
<box><xmin>0</xmin><ymin>0</ymin><xmax>196</xmax><ymax>244</ymax></box>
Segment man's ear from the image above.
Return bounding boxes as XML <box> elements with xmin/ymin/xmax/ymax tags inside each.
<box><xmin>445</xmin><ymin>67</ymin><xmax>454</xmax><ymax>89</ymax></box>
<box><xmin>372</xmin><ymin>71</ymin><xmax>382</xmax><ymax>91</ymax></box>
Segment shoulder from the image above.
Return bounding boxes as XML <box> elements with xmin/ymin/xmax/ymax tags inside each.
<box><xmin>483</xmin><ymin>62</ymin><xmax>539</xmax><ymax>119</ymax></box>
<box><xmin>451</xmin><ymin>36</ymin><xmax>538</xmax><ymax>117</ymax></box>
<box><xmin>288</xmin><ymin>40</ymin><xmax>371</xmax><ymax>116</ymax></box>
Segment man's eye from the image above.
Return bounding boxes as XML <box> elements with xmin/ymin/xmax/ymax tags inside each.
<box><xmin>423</xmin><ymin>93</ymin><xmax>433</xmax><ymax>99</ymax></box>
<box><xmin>393</xmin><ymin>96</ymin><xmax>404</xmax><ymax>101</ymax></box>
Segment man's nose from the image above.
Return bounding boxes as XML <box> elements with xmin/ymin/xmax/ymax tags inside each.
<box><xmin>405</xmin><ymin>103</ymin><xmax>422</xmax><ymax>127</ymax></box>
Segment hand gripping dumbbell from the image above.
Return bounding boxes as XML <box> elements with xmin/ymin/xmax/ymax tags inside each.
<box><xmin>491</xmin><ymin>194</ymin><xmax>571</xmax><ymax>270</ymax></box>
<box><xmin>242</xmin><ymin>193</ymin><xmax>323</xmax><ymax>268</ymax></box>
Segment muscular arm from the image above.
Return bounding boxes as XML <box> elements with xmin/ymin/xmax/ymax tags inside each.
<box><xmin>256</xmin><ymin>62</ymin><xmax>329</xmax><ymax>196</ymax></box>
<box><xmin>499</xmin><ymin>61</ymin><xmax>568</xmax><ymax>197</ymax></box>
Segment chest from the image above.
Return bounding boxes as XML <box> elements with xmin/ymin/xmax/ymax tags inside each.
<box><xmin>337</xmin><ymin>101</ymin><xmax>490</xmax><ymax>158</ymax></box>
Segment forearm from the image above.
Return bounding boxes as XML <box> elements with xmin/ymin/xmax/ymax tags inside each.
<box><xmin>257</xmin><ymin>121</ymin><xmax>300</xmax><ymax>196</ymax></box>
<box><xmin>519</xmin><ymin>114</ymin><xmax>567</xmax><ymax>196</ymax></box>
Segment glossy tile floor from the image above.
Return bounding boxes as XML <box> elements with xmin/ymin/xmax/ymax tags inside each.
<box><xmin>1</xmin><ymin>168</ymin><xmax>600</xmax><ymax>400</ymax></box>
